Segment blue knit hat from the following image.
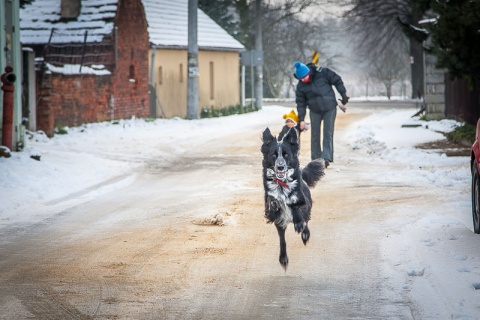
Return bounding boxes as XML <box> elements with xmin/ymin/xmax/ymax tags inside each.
<box><xmin>294</xmin><ymin>61</ymin><xmax>309</xmax><ymax>78</ymax></box>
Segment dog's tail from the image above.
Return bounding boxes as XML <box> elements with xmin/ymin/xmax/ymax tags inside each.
<box><xmin>302</xmin><ymin>159</ymin><xmax>325</xmax><ymax>188</ymax></box>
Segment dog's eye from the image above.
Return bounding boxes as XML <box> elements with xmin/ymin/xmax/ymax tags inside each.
<box><xmin>284</xmin><ymin>153</ymin><xmax>289</xmax><ymax>158</ymax></box>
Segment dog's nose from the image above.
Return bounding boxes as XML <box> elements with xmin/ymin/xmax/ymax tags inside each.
<box><xmin>276</xmin><ymin>157</ymin><xmax>286</xmax><ymax>171</ymax></box>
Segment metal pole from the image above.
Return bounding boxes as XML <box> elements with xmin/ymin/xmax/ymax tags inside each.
<box><xmin>250</xmin><ymin>51</ymin><xmax>254</xmax><ymax>105</ymax></box>
<box><xmin>150</xmin><ymin>45</ymin><xmax>156</xmax><ymax>85</ymax></box>
<box><xmin>187</xmin><ymin>0</ymin><xmax>199</xmax><ymax>119</ymax></box>
<box><xmin>241</xmin><ymin>65</ymin><xmax>245</xmax><ymax>107</ymax></box>
<box><xmin>254</xmin><ymin>0</ymin><xmax>263</xmax><ymax>110</ymax></box>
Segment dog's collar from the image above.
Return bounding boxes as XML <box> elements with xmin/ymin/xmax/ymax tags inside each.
<box><xmin>273</xmin><ymin>178</ymin><xmax>289</xmax><ymax>188</ymax></box>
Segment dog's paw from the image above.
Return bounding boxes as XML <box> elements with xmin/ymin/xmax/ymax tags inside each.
<box><xmin>268</xmin><ymin>198</ymin><xmax>280</xmax><ymax>212</ymax></box>
<box><xmin>279</xmin><ymin>254</ymin><xmax>289</xmax><ymax>268</ymax></box>
<box><xmin>294</xmin><ymin>221</ymin><xmax>306</xmax><ymax>233</ymax></box>
<box><xmin>301</xmin><ymin>227</ymin><xmax>310</xmax><ymax>245</ymax></box>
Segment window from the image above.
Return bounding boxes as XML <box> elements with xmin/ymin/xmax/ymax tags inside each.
<box><xmin>209</xmin><ymin>61</ymin><xmax>214</xmax><ymax>100</ymax></box>
<box><xmin>129</xmin><ymin>64</ymin><xmax>135</xmax><ymax>82</ymax></box>
<box><xmin>179</xmin><ymin>64</ymin><xmax>184</xmax><ymax>83</ymax></box>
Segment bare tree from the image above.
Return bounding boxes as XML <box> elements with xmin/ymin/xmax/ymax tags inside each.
<box><xmin>366</xmin><ymin>44</ymin><xmax>409</xmax><ymax>99</ymax></box>
<box><xmin>343</xmin><ymin>0</ymin><xmax>424</xmax><ymax>98</ymax></box>
<box><xmin>261</xmin><ymin>2</ymin><xmax>344</xmax><ymax>98</ymax></box>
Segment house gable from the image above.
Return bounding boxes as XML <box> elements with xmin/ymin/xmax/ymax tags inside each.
<box><xmin>141</xmin><ymin>0</ymin><xmax>244</xmax><ymax>52</ymax></box>
<box><xmin>142</xmin><ymin>0</ymin><xmax>245</xmax><ymax>118</ymax></box>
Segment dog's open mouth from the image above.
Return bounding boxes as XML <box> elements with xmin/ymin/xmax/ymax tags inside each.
<box><xmin>275</xmin><ymin>170</ymin><xmax>286</xmax><ymax>180</ymax></box>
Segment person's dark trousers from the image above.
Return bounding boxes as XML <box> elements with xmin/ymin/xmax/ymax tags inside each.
<box><xmin>309</xmin><ymin>107</ymin><xmax>337</xmax><ymax>162</ymax></box>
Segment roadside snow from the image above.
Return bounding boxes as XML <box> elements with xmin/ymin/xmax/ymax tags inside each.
<box><xmin>344</xmin><ymin>108</ymin><xmax>478</xmax><ymax>318</ymax></box>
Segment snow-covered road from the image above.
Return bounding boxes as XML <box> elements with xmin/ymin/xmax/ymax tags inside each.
<box><xmin>0</xmin><ymin>103</ymin><xmax>478</xmax><ymax>319</ymax></box>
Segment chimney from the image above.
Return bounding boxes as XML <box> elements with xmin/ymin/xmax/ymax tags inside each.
<box><xmin>61</xmin><ymin>0</ymin><xmax>81</xmax><ymax>19</ymax></box>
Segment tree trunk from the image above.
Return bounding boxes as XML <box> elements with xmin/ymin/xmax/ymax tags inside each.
<box><xmin>410</xmin><ymin>38</ymin><xmax>424</xmax><ymax>99</ymax></box>
<box><xmin>410</xmin><ymin>9</ymin><xmax>424</xmax><ymax>99</ymax></box>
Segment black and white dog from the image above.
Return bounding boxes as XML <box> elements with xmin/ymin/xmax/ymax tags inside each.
<box><xmin>261</xmin><ymin>127</ymin><xmax>325</xmax><ymax>267</ymax></box>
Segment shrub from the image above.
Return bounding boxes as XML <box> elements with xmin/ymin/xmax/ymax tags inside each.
<box><xmin>55</xmin><ymin>125</ymin><xmax>68</xmax><ymax>135</ymax></box>
<box><xmin>200</xmin><ymin>103</ymin><xmax>258</xmax><ymax>118</ymax></box>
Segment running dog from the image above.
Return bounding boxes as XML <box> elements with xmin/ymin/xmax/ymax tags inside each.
<box><xmin>261</xmin><ymin>127</ymin><xmax>325</xmax><ymax>267</ymax></box>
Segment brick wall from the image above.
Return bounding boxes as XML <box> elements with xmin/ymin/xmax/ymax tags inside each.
<box><xmin>111</xmin><ymin>0</ymin><xmax>150</xmax><ymax>119</ymax></box>
<box><xmin>36</xmin><ymin>73</ymin><xmax>113</xmax><ymax>134</ymax></box>
<box><xmin>52</xmin><ymin>75</ymin><xmax>113</xmax><ymax>127</ymax></box>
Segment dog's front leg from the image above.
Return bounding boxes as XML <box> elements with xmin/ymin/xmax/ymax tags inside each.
<box><xmin>265</xmin><ymin>195</ymin><xmax>280</xmax><ymax>222</ymax></box>
<box><xmin>275</xmin><ymin>223</ymin><xmax>288</xmax><ymax>267</ymax></box>
<box><xmin>292</xmin><ymin>206</ymin><xmax>306</xmax><ymax>234</ymax></box>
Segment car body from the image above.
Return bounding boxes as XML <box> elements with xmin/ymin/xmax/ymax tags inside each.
<box><xmin>471</xmin><ymin>118</ymin><xmax>480</xmax><ymax>234</ymax></box>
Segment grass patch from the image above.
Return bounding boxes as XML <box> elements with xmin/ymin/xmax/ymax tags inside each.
<box><xmin>445</xmin><ymin>123</ymin><xmax>476</xmax><ymax>145</ymax></box>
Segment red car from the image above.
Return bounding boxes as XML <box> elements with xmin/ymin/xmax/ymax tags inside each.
<box><xmin>472</xmin><ymin>118</ymin><xmax>480</xmax><ymax>234</ymax></box>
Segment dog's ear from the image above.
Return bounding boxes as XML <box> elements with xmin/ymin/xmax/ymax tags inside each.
<box><xmin>262</xmin><ymin>128</ymin><xmax>275</xmax><ymax>144</ymax></box>
<box><xmin>261</xmin><ymin>128</ymin><xmax>276</xmax><ymax>154</ymax></box>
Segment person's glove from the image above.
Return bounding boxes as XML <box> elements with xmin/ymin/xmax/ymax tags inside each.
<box><xmin>341</xmin><ymin>95</ymin><xmax>349</xmax><ymax>105</ymax></box>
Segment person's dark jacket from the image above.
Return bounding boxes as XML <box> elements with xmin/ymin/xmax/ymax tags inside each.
<box><xmin>294</xmin><ymin>63</ymin><xmax>347</xmax><ymax>122</ymax></box>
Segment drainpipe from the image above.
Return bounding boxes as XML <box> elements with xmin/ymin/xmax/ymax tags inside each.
<box><xmin>149</xmin><ymin>44</ymin><xmax>157</xmax><ymax>118</ymax></box>
<box><xmin>1</xmin><ymin>66</ymin><xmax>16</xmax><ymax>151</ymax></box>
<box><xmin>150</xmin><ymin>44</ymin><xmax>156</xmax><ymax>86</ymax></box>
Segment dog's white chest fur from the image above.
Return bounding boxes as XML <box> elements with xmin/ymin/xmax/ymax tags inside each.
<box><xmin>266</xmin><ymin>181</ymin><xmax>299</xmax><ymax>228</ymax></box>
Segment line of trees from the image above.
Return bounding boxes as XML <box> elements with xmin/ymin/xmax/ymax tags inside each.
<box><xmin>200</xmin><ymin>0</ymin><xmax>479</xmax><ymax>121</ymax></box>
<box><xmin>199</xmin><ymin>0</ymin><xmax>418</xmax><ymax>100</ymax></box>
<box><xmin>413</xmin><ymin>0</ymin><xmax>480</xmax><ymax>86</ymax></box>
<box><xmin>343</xmin><ymin>0</ymin><xmax>480</xmax><ymax>122</ymax></box>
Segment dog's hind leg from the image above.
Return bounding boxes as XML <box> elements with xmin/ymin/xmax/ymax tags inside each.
<box><xmin>275</xmin><ymin>224</ymin><xmax>288</xmax><ymax>267</ymax></box>
<box><xmin>301</xmin><ymin>224</ymin><xmax>310</xmax><ymax>245</ymax></box>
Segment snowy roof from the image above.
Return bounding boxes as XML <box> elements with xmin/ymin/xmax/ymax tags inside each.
<box><xmin>43</xmin><ymin>62</ymin><xmax>112</xmax><ymax>75</ymax></box>
<box><xmin>20</xmin><ymin>0</ymin><xmax>245</xmax><ymax>51</ymax></box>
<box><xmin>20</xmin><ymin>0</ymin><xmax>118</xmax><ymax>44</ymax></box>
<box><xmin>141</xmin><ymin>0</ymin><xmax>245</xmax><ymax>51</ymax></box>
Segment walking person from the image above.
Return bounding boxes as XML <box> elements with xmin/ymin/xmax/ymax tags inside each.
<box><xmin>293</xmin><ymin>61</ymin><xmax>349</xmax><ymax>168</ymax></box>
